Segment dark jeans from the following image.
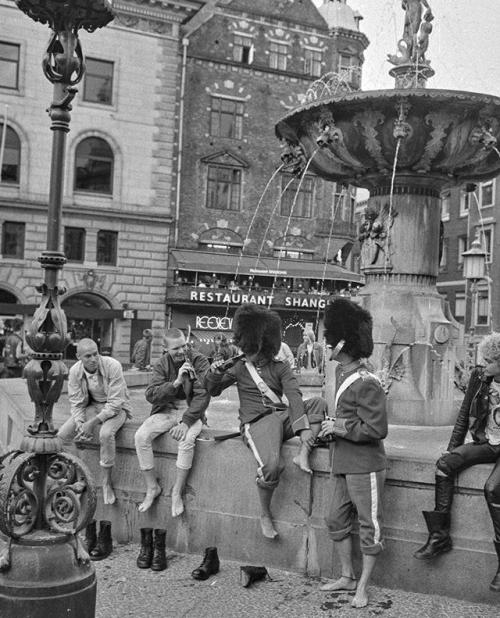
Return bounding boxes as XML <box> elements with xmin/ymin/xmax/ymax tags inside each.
<box><xmin>437</xmin><ymin>442</ymin><xmax>500</xmax><ymax>504</ymax></box>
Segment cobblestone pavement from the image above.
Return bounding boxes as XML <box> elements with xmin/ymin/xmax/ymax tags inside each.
<box><xmin>95</xmin><ymin>543</ymin><xmax>498</xmax><ymax>618</ymax></box>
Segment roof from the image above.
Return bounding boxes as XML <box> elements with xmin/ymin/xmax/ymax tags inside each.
<box><xmin>170</xmin><ymin>249</ymin><xmax>362</xmax><ymax>282</ymax></box>
<box><xmin>317</xmin><ymin>0</ymin><xmax>362</xmax><ymax>31</ymax></box>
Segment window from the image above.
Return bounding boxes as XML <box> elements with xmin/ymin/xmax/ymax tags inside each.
<box><xmin>439</xmin><ymin>238</ymin><xmax>448</xmax><ymax>271</ymax></box>
<box><xmin>281</xmin><ymin>174</ymin><xmax>314</xmax><ymax>218</ymax></box>
<box><xmin>441</xmin><ymin>193</ymin><xmax>450</xmax><ymax>221</ymax></box>
<box><xmin>83</xmin><ymin>58</ymin><xmax>113</xmax><ymax>105</ymax></box>
<box><xmin>338</xmin><ymin>53</ymin><xmax>359</xmax><ymax>81</ymax></box>
<box><xmin>0</xmin><ymin>42</ymin><xmax>20</xmax><ymax>89</ymax></box>
<box><xmin>206</xmin><ymin>165</ymin><xmax>241</xmax><ymax>211</ymax></box>
<box><xmin>75</xmin><ymin>137</ymin><xmax>113</xmax><ymax>194</ymax></box>
<box><xmin>0</xmin><ymin>125</ymin><xmax>20</xmax><ymax>184</ymax></box>
<box><xmin>304</xmin><ymin>48</ymin><xmax>322</xmax><ymax>77</ymax></box>
<box><xmin>457</xmin><ymin>235</ymin><xmax>467</xmax><ymax>266</ymax></box>
<box><xmin>454</xmin><ymin>292</ymin><xmax>465</xmax><ymax>321</ymax></box>
<box><xmin>273</xmin><ymin>249</ymin><xmax>312</xmax><ymax>260</ymax></box>
<box><xmin>96</xmin><ymin>230</ymin><xmax>117</xmax><ymax>266</ymax></box>
<box><xmin>269</xmin><ymin>41</ymin><xmax>287</xmax><ymax>71</ymax></box>
<box><xmin>460</xmin><ymin>185</ymin><xmax>477</xmax><ymax>217</ymax></box>
<box><xmin>210</xmin><ymin>97</ymin><xmax>244</xmax><ymax>139</ymax></box>
<box><xmin>480</xmin><ymin>180</ymin><xmax>495</xmax><ymax>207</ymax></box>
<box><xmin>64</xmin><ymin>227</ymin><xmax>85</xmax><ymax>262</ymax></box>
<box><xmin>479</xmin><ymin>226</ymin><xmax>493</xmax><ymax>263</ymax></box>
<box><xmin>476</xmin><ymin>288</ymin><xmax>490</xmax><ymax>326</ymax></box>
<box><xmin>233</xmin><ymin>35</ymin><xmax>254</xmax><ymax>64</ymax></box>
<box><xmin>2</xmin><ymin>221</ymin><xmax>24</xmax><ymax>258</ymax></box>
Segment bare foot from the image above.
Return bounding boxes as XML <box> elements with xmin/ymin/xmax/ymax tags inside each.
<box><xmin>292</xmin><ymin>446</ymin><xmax>312</xmax><ymax>474</ymax></box>
<box><xmin>351</xmin><ymin>588</ymin><xmax>369</xmax><ymax>608</ymax></box>
<box><xmin>260</xmin><ymin>515</ymin><xmax>278</xmax><ymax>539</ymax></box>
<box><xmin>102</xmin><ymin>484</ymin><xmax>116</xmax><ymax>505</ymax></box>
<box><xmin>171</xmin><ymin>492</ymin><xmax>184</xmax><ymax>518</ymax></box>
<box><xmin>138</xmin><ymin>485</ymin><xmax>162</xmax><ymax>513</ymax></box>
<box><xmin>320</xmin><ymin>576</ymin><xmax>357</xmax><ymax>592</ymax></box>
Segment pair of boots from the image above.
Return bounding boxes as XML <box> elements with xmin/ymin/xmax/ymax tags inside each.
<box><xmin>85</xmin><ymin>520</ymin><xmax>113</xmax><ymax>561</ymax></box>
<box><xmin>136</xmin><ymin>528</ymin><xmax>167</xmax><ymax>571</ymax></box>
<box><xmin>487</xmin><ymin>502</ymin><xmax>500</xmax><ymax>592</ymax></box>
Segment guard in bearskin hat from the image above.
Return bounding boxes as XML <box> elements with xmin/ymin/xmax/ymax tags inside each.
<box><xmin>317</xmin><ymin>298</ymin><xmax>388</xmax><ymax>609</ymax></box>
<box><xmin>204</xmin><ymin>303</ymin><xmax>328</xmax><ymax>539</ymax></box>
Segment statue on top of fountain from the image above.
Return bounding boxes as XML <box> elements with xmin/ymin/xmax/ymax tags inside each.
<box><xmin>388</xmin><ymin>0</ymin><xmax>434</xmax><ymax>67</ymax></box>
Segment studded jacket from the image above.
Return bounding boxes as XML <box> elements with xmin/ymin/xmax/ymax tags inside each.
<box><xmin>447</xmin><ymin>367</ymin><xmax>493</xmax><ymax>451</ymax></box>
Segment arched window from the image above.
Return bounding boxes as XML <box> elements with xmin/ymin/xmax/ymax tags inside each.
<box><xmin>74</xmin><ymin>137</ymin><xmax>114</xmax><ymax>194</ymax></box>
<box><xmin>0</xmin><ymin>125</ymin><xmax>20</xmax><ymax>184</ymax></box>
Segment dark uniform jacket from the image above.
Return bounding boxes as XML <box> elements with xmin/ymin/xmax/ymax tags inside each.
<box><xmin>447</xmin><ymin>367</ymin><xmax>493</xmax><ymax>451</ymax></box>
<box><xmin>330</xmin><ymin>366</ymin><xmax>388</xmax><ymax>474</ymax></box>
<box><xmin>145</xmin><ymin>349</ymin><xmax>210</xmax><ymax>427</ymax></box>
<box><xmin>204</xmin><ymin>357</ymin><xmax>310</xmax><ymax>434</ymax></box>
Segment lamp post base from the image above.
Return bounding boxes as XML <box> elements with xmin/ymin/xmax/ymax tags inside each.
<box><xmin>0</xmin><ymin>531</ymin><xmax>96</xmax><ymax>618</ymax></box>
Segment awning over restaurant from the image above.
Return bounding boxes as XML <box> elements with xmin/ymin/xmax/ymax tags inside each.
<box><xmin>170</xmin><ymin>249</ymin><xmax>362</xmax><ymax>283</ymax></box>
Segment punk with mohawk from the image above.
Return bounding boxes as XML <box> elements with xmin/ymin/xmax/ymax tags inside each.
<box><xmin>318</xmin><ymin>298</ymin><xmax>387</xmax><ymax>609</ymax></box>
<box><xmin>205</xmin><ymin>303</ymin><xmax>328</xmax><ymax>540</ymax></box>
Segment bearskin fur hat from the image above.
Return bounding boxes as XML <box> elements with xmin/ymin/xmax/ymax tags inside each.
<box><xmin>324</xmin><ymin>298</ymin><xmax>373</xmax><ymax>360</ymax></box>
<box><xmin>233</xmin><ymin>303</ymin><xmax>282</xmax><ymax>359</ymax></box>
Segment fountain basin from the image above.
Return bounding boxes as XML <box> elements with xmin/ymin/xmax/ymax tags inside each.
<box><xmin>276</xmin><ymin>89</ymin><xmax>500</xmax><ymax>190</ymax></box>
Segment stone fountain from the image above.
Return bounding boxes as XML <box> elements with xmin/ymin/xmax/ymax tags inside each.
<box><xmin>276</xmin><ymin>1</ymin><xmax>500</xmax><ymax>425</ymax></box>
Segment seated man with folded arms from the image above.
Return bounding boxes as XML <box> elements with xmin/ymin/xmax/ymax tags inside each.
<box><xmin>58</xmin><ymin>338</ymin><xmax>131</xmax><ymax>505</ymax></box>
<box><xmin>134</xmin><ymin>328</ymin><xmax>210</xmax><ymax>517</ymax></box>
<box><xmin>205</xmin><ymin>304</ymin><xmax>327</xmax><ymax>539</ymax></box>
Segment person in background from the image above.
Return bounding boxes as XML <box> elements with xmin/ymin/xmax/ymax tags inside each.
<box><xmin>317</xmin><ymin>298</ymin><xmax>388</xmax><ymax>609</ymax></box>
<box><xmin>58</xmin><ymin>338</ymin><xmax>131</xmax><ymax>505</ymax></box>
<box><xmin>276</xmin><ymin>341</ymin><xmax>295</xmax><ymax>369</ymax></box>
<box><xmin>413</xmin><ymin>332</ymin><xmax>500</xmax><ymax>593</ymax></box>
<box><xmin>296</xmin><ymin>330</ymin><xmax>324</xmax><ymax>374</ymax></box>
<box><xmin>131</xmin><ymin>328</ymin><xmax>153</xmax><ymax>371</ymax></box>
<box><xmin>134</xmin><ymin>328</ymin><xmax>210</xmax><ymax>517</ymax></box>
<box><xmin>2</xmin><ymin>318</ymin><xmax>28</xmax><ymax>378</ymax></box>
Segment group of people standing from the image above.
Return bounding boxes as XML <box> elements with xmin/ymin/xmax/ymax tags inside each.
<box><xmin>56</xmin><ymin>296</ymin><xmax>500</xmax><ymax>604</ymax></box>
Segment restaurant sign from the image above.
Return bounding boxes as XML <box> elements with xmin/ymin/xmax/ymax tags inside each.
<box><xmin>189</xmin><ymin>290</ymin><xmax>327</xmax><ymax>309</ymax></box>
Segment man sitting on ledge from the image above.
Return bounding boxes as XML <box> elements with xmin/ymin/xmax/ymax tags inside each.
<box><xmin>135</xmin><ymin>328</ymin><xmax>210</xmax><ymax>516</ymax></box>
<box><xmin>204</xmin><ymin>304</ymin><xmax>327</xmax><ymax>539</ymax></box>
<box><xmin>58</xmin><ymin>338</ymin><xmax>131</xmax><ymax>505</ymax></box>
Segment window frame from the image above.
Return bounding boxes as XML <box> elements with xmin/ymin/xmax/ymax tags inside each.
<box><xmin>1</xmin><ymin>220</ymin><xmax>25</xmax><ymax>258</ymax></box>
<box><xmin>206</xmin><ymin>164</ymin><xmax>242</xmax><ymax>212</ymax></box>
<box><xmin>64</xmin><ymin>226</ymin><xmax>86</xmax><ymax>263</ymax></box>
<box><xmin>457</xmin><ymin>235</ymin><xmax>467</xmax><ymax>267</ymax></box>
<box><xmin>74</xmin><ymin>136</ymin><xmax>114</xmax><ymax>195</ymax></box>
<box><xmin>280</xmin><ymin>174</ymin><xmax>315</xmax><ymax>219</ymax></box>
<box><xmin>269</xmin><ymin>41</ymin><xmax>288</xmax><ymax>71</ymax></box>
<box><xmin>479</xmin><ymin>225</ymin><xmax>494</xmax><ymax>263</ymax></box>
<box><xmin>0</xmin><ymin>125</ymin><xmax>21</xmax><ymax>185</ymax></box>
<box><xmin>304</xmin><ymin>47</ymin><xmax>322</xmax><ymax>77</ymax></box>
<box><xmin>440</xmin><ymin>192</ymin><xmax>451</xmax><ymax>221</ymax></box>
<box><xmin>475</xmin><ymin>285</ymin><xmax>490</xmax><ymax>326</ymax></box>
<box><xmin>0</xmin><ymin>41</ymin><xmax>20</xmax><ymax>90</ymax></box>
<box><xmin>96</xmin><ymin>229</ymin><xmax>118</xmax><ymax>266</ymax></box>
<box><xmin>233</xmin><ymin>34</ymin><xmax>254</xmax><ymax>65</ymax></box>
<box><xmin>82</xmin><ymin>57</ymin><xmax>114</xmax><ymax>106</ymax></box>
<box><xmin>210</xmin><ymin>96</ymin><xmax>244</xmax><ymax>140</ymax></box>
<box><xmin>480</xmin><ymin>179</ymin><xmax>495</xmax><ymax>208</ymax></box>
<box><xmin>454</xmin><ymin>291</ymin><xmax>465</xmax><ymax>321</ymax></box>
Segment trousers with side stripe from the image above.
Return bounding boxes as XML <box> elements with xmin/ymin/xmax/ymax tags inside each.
<box><xmin>242</xmin><ymin>397</ymin><xmax>327</xmax><ymax>490</ymax></box>
<box><xmin>324</xmin><ymin>469</ymin><xmax>386</xmax><ymax>555</ymax></box>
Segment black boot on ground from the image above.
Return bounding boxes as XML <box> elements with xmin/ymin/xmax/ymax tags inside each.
<box><xmin>90</xmin><ymin>520</ymin><xmax>113</xmax><ymax>561</ymax></box>
<box><xmin>413</xmin><ymin>511</ymin><xmax>452</xmax><ymax>559</ymax></box>
<box><xmin>84</xmin><ymin>519</ymin><xmax>97</xmax><ymax>554</ymax></box>
<box><xmin>151</xmin><ymin>529</ymin><xmax>167</xmax><ymax>571</ymax></box>
<box><xmin>191</xmin><ymin>547</ymin><xmax>220</xmax><ymax>580</ymax></box>
<box><xmin>136</xmin><ymin>528</ymin><xmax>153</xmax><ymax>569</ymax></box>
<box><xmin>490</xmin><ymin>540</ymin><xmax>500</xmax><ymax>592</ymax></box>
<box><xmin>239</xmin><ymin>566</ymin><xmax>269</xmax><ymax>588</ymax></box>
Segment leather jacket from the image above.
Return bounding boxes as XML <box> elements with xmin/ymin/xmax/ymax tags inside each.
<box><xmin>447</xmin><ymin>367</ymin><xmax>492</xmax><ymax>451</ymax></box>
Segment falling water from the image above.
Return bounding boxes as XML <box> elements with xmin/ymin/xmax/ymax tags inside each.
<box><xmin>493</xmin><ymin>146</ymin><xmax>500</xmax><ymax>160</ymax></box>
<box><xmin>268</xmin><ymin>148</ymin><xmax>320</xmax><ymax>306</ymax></box>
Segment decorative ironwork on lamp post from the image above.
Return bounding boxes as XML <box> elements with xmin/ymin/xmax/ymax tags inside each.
<box><xmin>0</xmin><ymin>1</ymin><xmax>114</xmax><ymax>616</ymax></box>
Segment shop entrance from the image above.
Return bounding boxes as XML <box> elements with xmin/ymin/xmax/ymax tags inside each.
<box><xmin>62</xmin><ymin>293</ymin><xmax>114</xmax><ymax>359</ymax></box>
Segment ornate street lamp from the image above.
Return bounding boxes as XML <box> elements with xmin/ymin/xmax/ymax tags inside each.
<box><xmin>0</xmin><ymin>2</ymin><xmax>114</xmax><ymax>617</ymax></box>
<box><xmin>462</xmin><ymin>234</ymin><xmax>487</xmax><ymax>336</ymax></box>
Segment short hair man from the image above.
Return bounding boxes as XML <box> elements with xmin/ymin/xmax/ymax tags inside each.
<box><xmin>2</xmin><ymin>318</ymin><xmax>28</xmax><ymax>378</ymax></box>
<box><xmin>134</xmin><ymin>328</ymin><xmax>210</xmax><ymax>516</ymax></box>
<box><xmin>131</xmin><ymin>328</ymin><xmax>153</xmax><ymax>371</ymax></box>
<box><xmin>58</xmin><ymin>338</ymin><xmax>131</xmax><ymax>505</ymax></box>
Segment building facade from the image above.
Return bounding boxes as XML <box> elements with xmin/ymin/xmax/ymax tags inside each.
<box><xmin>0</xmin><ymin>0</ymin><xmax>206</xmax><ymax>362</ymax></box>
<box><xmin>167</xmin><ymin>0</ymin><xmax>369</xmax><ymax>354</ymax></box>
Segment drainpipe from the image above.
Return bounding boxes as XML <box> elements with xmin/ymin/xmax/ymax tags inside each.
<box><xmin>174</xmin><ymin>36</ymin><xmax>189</xmax><ymax>247</ymax></box>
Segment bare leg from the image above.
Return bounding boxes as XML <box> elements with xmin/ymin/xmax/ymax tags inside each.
<box><xmin>320</xmin><ymin>537</ymin><xmax>357</xmax><ymax>591</ymax></box>
<box><xmin>351</xmin><ymin>554</ymin><xmax>377</xmax><ymax>608</ymax></box>
<box><xmin>102</xmin><ymin>466</ymin><xmax>116</xmax><ymax>505</ymax></box>
<box><xmin>171</xmin><ymin>467</ymin><xmax>190</xmax><ymax>517</ymax></box>
<box><xmin>138</xmin><ymin>468</ymin><xmax>162</xmax><ymax>513</ymax></box>
<box><xmin>257</xmin><ymin>485</ymin><xmax>278</xmax><ymax>539</ymax></box>
<box><xmin>293</xmin><ymin>422</ymin><xmax>321</xmax><ymax>475</ymax></box>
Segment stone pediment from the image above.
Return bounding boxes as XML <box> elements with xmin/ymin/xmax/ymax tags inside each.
<box><xmin>201</xmin><ymin>151</ymin><xmax>249</xmax><ymax>168</ymax></box>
